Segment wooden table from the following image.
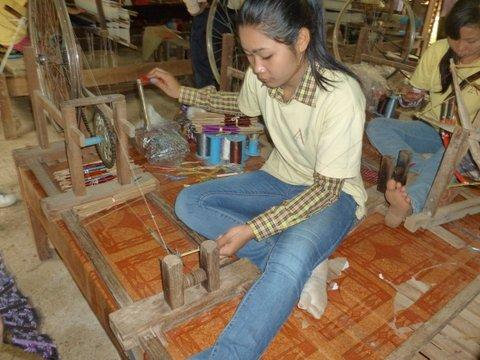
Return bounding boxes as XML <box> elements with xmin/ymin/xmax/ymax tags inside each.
<box><xmin>14</xmin><ymin>141</ymin><xmax>480</xmax><ymax>359</ymax></box>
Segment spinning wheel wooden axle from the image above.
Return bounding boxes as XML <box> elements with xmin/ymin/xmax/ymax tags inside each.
<box><xmin>161</xmin><ymin>240</ymin><xmax>220</xmax><ymax>310</ymax></box>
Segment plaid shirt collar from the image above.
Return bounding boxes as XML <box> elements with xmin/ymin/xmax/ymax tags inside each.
<box><xmin>267</xmin><ymin>65</ymin><xmax>317</xmax><ymax>107</ymax></box>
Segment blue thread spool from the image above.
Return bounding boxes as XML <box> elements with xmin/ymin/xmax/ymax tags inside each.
<box><xmin>247</xmin><ymin>134</ymin><xmax>260</xmax><ymax>156</ymax></box>
<box><xmin>207</xmin><ymin>134</ymin><xmax>222</xmax><ymax>165</ymax></box>
<box><xmin>383</xmin><ymin>94</ymin><xmax>399</xmax><ymax>118</ymax></box>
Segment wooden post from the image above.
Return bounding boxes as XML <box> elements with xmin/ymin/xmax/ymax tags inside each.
<box><xmin>219</xmin><ymin>33</ymin><xmax>235</xmax><ymax>91</ymax></box>
<box><xmin>24</xmin><ymin>46</ymin><xmax>49</xmax><ymax>149</ymax></box>
<box><xmin>0</xmin><ymin>74</ymin><xmax>17</xmax><ymax>139</ymax></box>
<box><xmin>27</xmin><ymin>208</ymin><xmax>51</xmax><ymax>261</ymax></box>
<box><xmin>113</xmin><ymin>99</ymin><xmax>132</xmax><ymax>185</ymax></box>
<box><xmin>377</xmin><ymin>155</ymin><xmax>393</xmax><ymax>193</ymax></box>
<box><xmin>200</xmin><ymin>240</ymin><xmax>220</xmax><ymax>292</ymax></box>
<box><xmin>424</xmin><ymin>127</ymin><xmax>469</xmax><ymax>215</ymax></box>
<box><xmin>354</xmin><ymin>27</ymin><xmax>369</xmax><ymax>64</ymax></box>
<box><xmin>161</xmin><ymin>254</ymin><xmax>184</xmax><ymax>309</ymax></box>
<box><xmin>63</xmin><ymin>105</ymin><xmax>86</xmax><ymax>196</ymax></box>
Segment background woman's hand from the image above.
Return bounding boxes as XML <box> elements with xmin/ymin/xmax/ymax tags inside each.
<box><xmin>216</xmin><ymin>225</ymin><xmax>254</xmax><ymax>257</ymax></box>
<box><xmin>147</xmin><ymin>68</ymin><xmax>181</xmax><ymax>99</ymax></box>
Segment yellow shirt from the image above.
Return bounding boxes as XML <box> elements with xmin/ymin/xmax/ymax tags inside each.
<box><xmin>238</xmin><ymin>67</ymin><xmax>367</xmax><ymax>218</ymax></box>
<box><xmin>410</xmin><ymin>39</ymin><xmax>480</xmax><ymax>122</ymax></box>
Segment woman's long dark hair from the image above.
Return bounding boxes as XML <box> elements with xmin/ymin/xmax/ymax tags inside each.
<box><xmin>237</xmin><ymin>0</ymin><xmax>359</xmax><ymax>90</ymax></box>
<box><xmin>439</xmin><ymin>0</ymin><xmax>480</xmax><ymax>93</ymax></box>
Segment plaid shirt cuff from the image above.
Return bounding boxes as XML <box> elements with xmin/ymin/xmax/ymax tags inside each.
<box><xmin>178</xmin><ymin>86</ymin><xmax>241</xmax><ymax>114</ymax></box>
<box><xmin>246</xmin><ymin>174</ymin><xmax>344</xmax><ymax>240</ymax></box>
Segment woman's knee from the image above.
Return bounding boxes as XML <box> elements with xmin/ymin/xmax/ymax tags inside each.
<box><xmin>366</xmin><ymin>117</ymin><xmax>390</xmax><ymax>138</ymax></box>
<box><xmin>174</xmin><ymin>186</ymin><xmax>199</xmax><ymax>221</ymax></box>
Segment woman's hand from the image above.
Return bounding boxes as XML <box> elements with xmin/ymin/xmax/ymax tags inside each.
<box><xmin>217</xmin><ymin>225</ymin><xmax>254</xmax><ymax>257</ymax></box>
<box><xmin>147</xmin><ymin>68</ymin><xmax>181</xmax><ymax>99</ymax></box>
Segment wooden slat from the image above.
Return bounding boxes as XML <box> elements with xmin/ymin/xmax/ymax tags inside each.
<box><xmin>5</xmin><ymin>59</ymin><xmax>193</xmax><ymax>97</ymax></box>
<box><xmin>41</xmin><ymin>172</ymin><xmax>158</xmax><ymax>221</ymax></box>
<box><xmin>0</xmin><ymin>74</ymin><xmax>17</xmax><ymax>139</ymax></box>
<box><xmin>387</xmin><ymin>275</ymin><xmax>480</xmax><ymax>360</ymax></box>
<box><xmin>428</xmin><ymin>225</ymin><xmax>466</xmax><ymax>249</ymax></box>
<box><xmin>23</xmin><ymin>158</ymin><xmax>134</xmax><ymax>308</ymax></box>
<box><xmin>138</xmin><ymin>335</ymin><xmax>172</xmax><ymax>360</ymax></box>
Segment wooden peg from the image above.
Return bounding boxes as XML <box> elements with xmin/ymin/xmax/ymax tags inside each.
<box><xmin>160</xmin><ymin>255</ymin><xmax>184</xmax><ymax>309</ymax></box>
<box><xmin>200</xmin><ymin>240</ymin><xmax>220</xmax><ymax>292</ymax></box>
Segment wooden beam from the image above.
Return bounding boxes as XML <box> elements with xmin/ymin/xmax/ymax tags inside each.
<box><xmin>423</xmin><ymin>127</ymin><xmax>469</xmax><ymax>215</ymax></box>
<box><xmin>63</xmin><ymin>106</ymin><xmax>86</xmax><ymax>197</ymax></box>
<box><xmin>386</xmin><ymin>275</ymin><xmax>480</xmax><ymax>359</ymax></box>
<box><xmin>5</xmin><ymin>60</ymin><xmax>193</xmax><ymax>98</ymax></box>
<box><xmin>82</xmin><ymin>60</ymin><xmax>192</xmax><ymax>88</ymax></box>
<box><xmin>21</xmin><ymin>157</ymin><xmax>134</xmax><ymax>308</ymax></box>
<box><xmin>24</xmin><ymin>47</ymin><xmax>50</xmax><ymax>148</ymax></box>
<box><xmin>41</xmin><ymin>172</ymin><xmax>158</xmax><ymax>221</ymax></box>
<box><xmin>35</xmin><ymin>90</ymin><xmax>64</xmax><ymax>128</ymax></box>
<box><xmin>138</xmin><ymin>335</ymin><xmax>172</xmax><ymax>360</ymax></box>
<box><xmin>63</xmin><ymin>94</ymin><xmax>124</xmax><ymax>108</ymax></box>
<box><xmin>113</xmin><ymin>100</ymin><xmax>132</xmax><ymax>185</ymax></box>
<box><xmin>360</xmin><ymin>54</ymin><xmax>416</xmax><ymax>72</ymax></box>
<box><xmin>0</xmin><ymin>74</ymin><xmax>17</xmax><ymax>139</ymax></box>
<box><xmin>109</xmin><ymin>258</ymin><xmax>259</xmax><ymax>351</ymax></box>
<box><xmin>404</xmin><ymin>197</ymin><xmax>480</xmax><ymax>232</ymax></box>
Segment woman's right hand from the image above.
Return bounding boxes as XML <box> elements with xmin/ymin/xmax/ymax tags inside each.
<box><xmin>147</xmin><ymin>68</ymin><xmax>181</xmax><ymax>99</ymax></box>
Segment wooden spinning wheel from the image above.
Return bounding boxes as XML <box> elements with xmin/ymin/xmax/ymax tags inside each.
<box><xmin>28</xmin><ymin>0</ymin><xmax>117</xmax><ymax>168</ymax></box>
<box><xmin>206</xmin><ymin>0</ymin><xmax>246</xmax><ymax>84</ymax></box>
<box><xmin>332</xmin><ymin>0</ymin><xmax>416</xmax><ymax>76</ymax></box>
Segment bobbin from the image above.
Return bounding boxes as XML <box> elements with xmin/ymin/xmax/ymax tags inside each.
<box><xmin>160</xmin><ymin>240</ymin><xmax>220</xmax><ymax>309</ymax></box>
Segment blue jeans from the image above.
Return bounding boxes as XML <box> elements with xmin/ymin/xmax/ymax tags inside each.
<box><xmin>366</xmin><ymin>117</ymin><xmax>444</xmax><ymax>213</ymax></box>
<box><xmin>175</xmin><ymin>171</ymin><xmax>357</xmax><ymax>359</ymax></box>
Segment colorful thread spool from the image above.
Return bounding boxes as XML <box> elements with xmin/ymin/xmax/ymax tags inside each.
<box><xmin>228</xmin><ymin>134</ymin><xmax>246</xmax><ymax>164</ymax></box>
<box><xmin>196</xmin><ymin>133</ymin><xmax>209</xmax><ymax>158</ymax></box>
<box><xmin>383</xmin><ymin>94</ymin><xmax>399</xmax><ymax>118</ymax></box>
<box><xmin>207</xmin><ymin>134</ymin><xmax>223</xmax><ymax>165</ymax></box>
<box><xmin>222</xmin><ymin>137</ymin><xmax>231</xmax><ymax>161</ymax></box>
<box><xmin>247</xmin><ymin>134</ymin><xmax>260</xmax><ymax>156</ymax></box>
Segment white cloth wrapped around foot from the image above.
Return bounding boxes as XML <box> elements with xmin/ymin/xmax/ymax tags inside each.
<box><xmin>298</xmin><ymin>258</ymin><xmax>349</xmax><ymax>319</ymax></box>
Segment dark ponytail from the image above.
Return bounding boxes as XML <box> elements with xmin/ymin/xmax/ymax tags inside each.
<box><xmin>237</xmin><ymin>0</ymin><xmax>359</xmax><ymax>90</ymax></box>
<box><xmin>438</xmin><ymin>0</ymin><xmax>480</xmax><ymax>93</ymax></box>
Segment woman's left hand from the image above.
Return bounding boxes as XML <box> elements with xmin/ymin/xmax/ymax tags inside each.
<box><xmin>217</xmin><ymin>225</ymin><xmax>254</xmax><ymax>257</ymax></box>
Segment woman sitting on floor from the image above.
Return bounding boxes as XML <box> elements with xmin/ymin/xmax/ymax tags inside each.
<box><xmin>147</xmin><ymin>0</ymin><xmax>366</xmax><ymax>358</ymax></box>
<box><xmin>366</xmin><ymin>0</ymin><xmax>480</xmax><ymax>228</ymax></box>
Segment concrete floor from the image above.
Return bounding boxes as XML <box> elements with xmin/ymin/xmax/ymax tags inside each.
<box><xmin>0</xmin><ymin>88</ymin><xmax>178</xmax><ymax>360</ymax></box>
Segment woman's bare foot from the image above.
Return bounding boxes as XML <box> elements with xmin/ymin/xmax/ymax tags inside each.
<box><xmin>384</xmin><ymin>179</ymin><xmax>412</xmax><ymax>228</ymax></box>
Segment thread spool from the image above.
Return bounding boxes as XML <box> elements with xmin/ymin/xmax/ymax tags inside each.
<box><xmin>222</xmin><ymin>137</ymin><xmax>231</xmax><ymax>161</ymax></box>
<box><xmin>247</xmin><ymin>134</ymin><xmax>260</xmax><ymax>156</ymax></box>
<box><xmin>440</xmin><ymin>101</ymin><xmax>448</xmax><ymax>121</ymax></box>
<box><xmin>196</xmin><ymin>133</ymin><xmax>208</xmax><ymax>158</ymax></box>
<box><xmin>207</xmin><ymin>134</ymin><xmax>222</xmax><ymax>165</ymax></box>
<box><xmin>228</xmin><ymin>134</ymin><xmax>246</xmax><ymax>164</ymax></box>
<box><xmin>383</xmin><ymin>94</ymin><xmax>399</xmax><ymax>118</ymax></box>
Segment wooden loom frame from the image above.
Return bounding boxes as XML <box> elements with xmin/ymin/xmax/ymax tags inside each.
<box><xmin>403</xmin><ymin>60</ymin><xmax>480</xmax><ymax>247</ymax></box>
<box><xmin>17</xmin><ymin>42</ymin><xmax>260</xmax><ymax>359</ymax></box>
<box><xmin>22</xmin><ymin>44</ymin><xmax>162</xmax><ymax>221</ymax></box>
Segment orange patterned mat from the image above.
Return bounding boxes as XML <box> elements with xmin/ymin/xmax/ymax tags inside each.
<box><xmin>165</xmin><ymin>213</ymin><xmax>480</xmax><ymax>359</ymax></box>
<box><xmin>72</xmin><ymin>143</ymin><xmax>480</xmax><ymax>358</ymax></box>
